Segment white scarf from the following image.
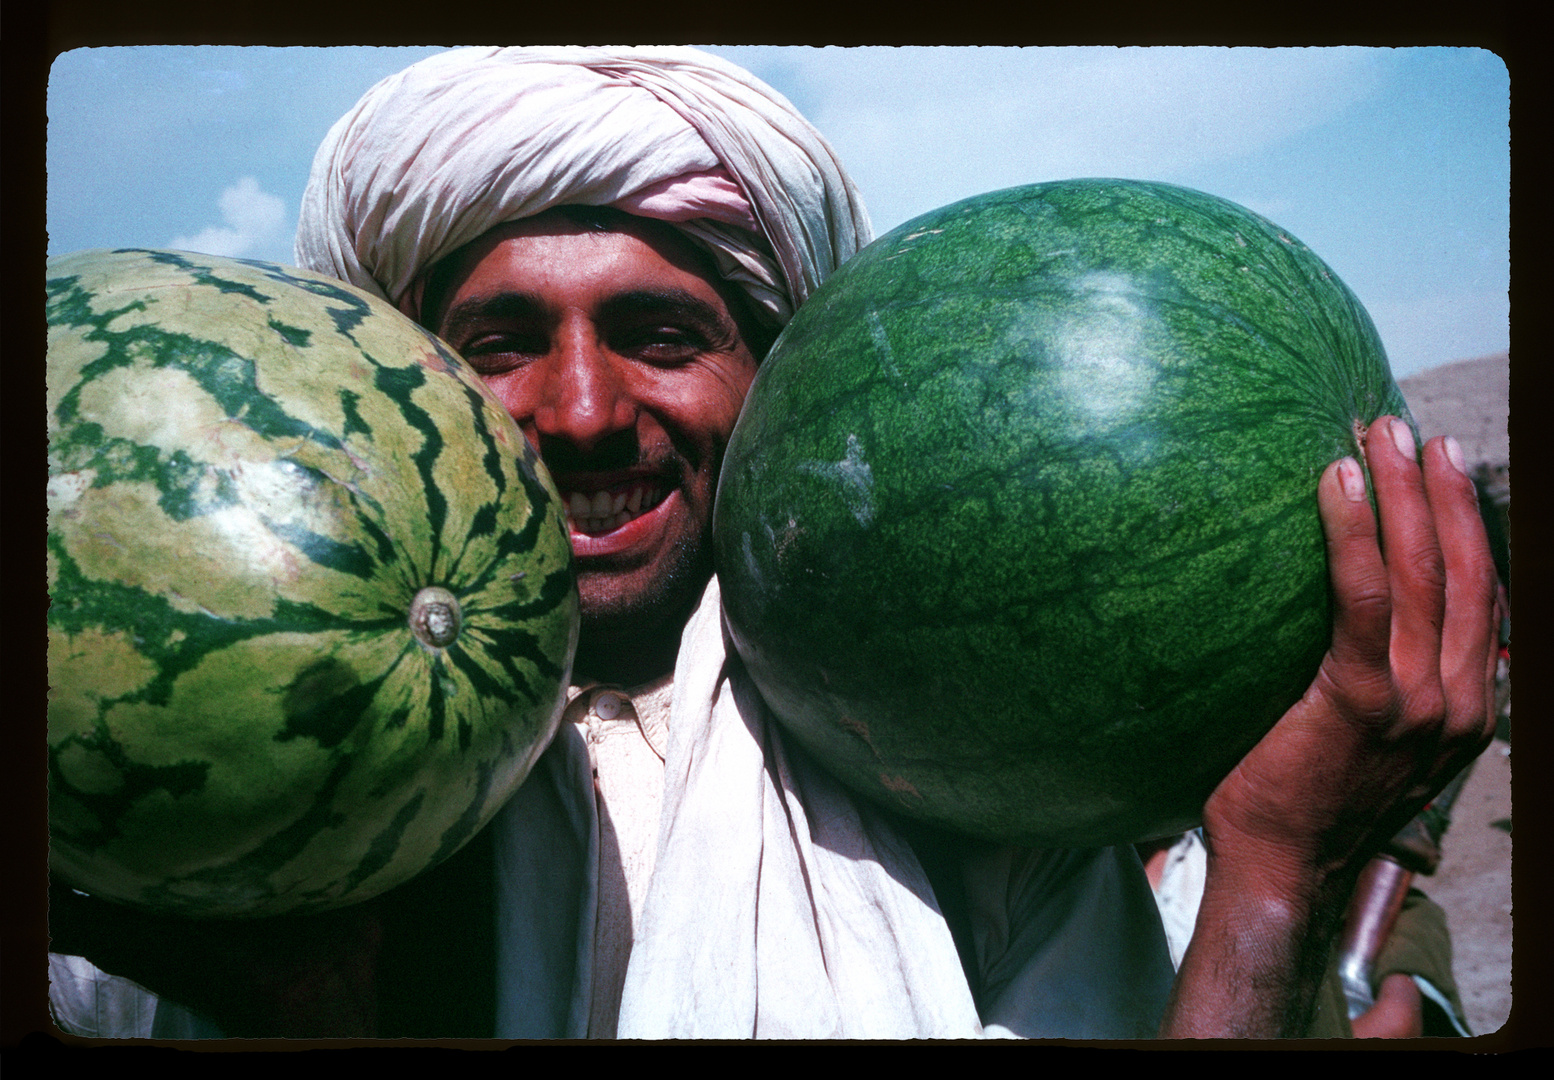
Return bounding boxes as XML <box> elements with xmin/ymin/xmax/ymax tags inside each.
<box><xmin>492</xmin><ymin>580</ymin><xmax>1175</xmax><ymax>1040</ymax></box>
<box><xmin>293</xmin><ymin>46</ymin><xmax>873</xmax><ymax>328</ymax></box>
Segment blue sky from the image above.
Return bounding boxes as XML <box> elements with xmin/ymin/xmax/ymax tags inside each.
<box><xmin>46</xmin><ymin>45</ymin><xmax>1509</xmax><ymax>378</ymax></box>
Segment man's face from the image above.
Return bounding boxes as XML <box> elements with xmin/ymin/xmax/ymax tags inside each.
<box><xmin>427</xmin><ymin>212</ymin><xmax>761</xmax><ymax>653</ymax></box>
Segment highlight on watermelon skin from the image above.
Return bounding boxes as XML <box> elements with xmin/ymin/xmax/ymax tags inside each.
<box><xmin>46</xmin><ymin>248</ymin><xmax>580</xmax><ymax>919</ymax></box>
<box><xmin>715</xmin><ymin>179</ymin><xmax>1415</xmax><ymax>849</ymax></box>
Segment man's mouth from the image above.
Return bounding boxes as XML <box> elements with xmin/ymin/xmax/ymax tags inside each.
<box><xmin>562</xmin><ymin>480</ymin><xmax>670</xmax><ymax>536</ymax></box>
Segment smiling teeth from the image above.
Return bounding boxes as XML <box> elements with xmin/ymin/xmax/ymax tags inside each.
<box><xmin>565</xmin><ymin>482</ymin><xmax>666</xmax><ymax>534</ymax></box>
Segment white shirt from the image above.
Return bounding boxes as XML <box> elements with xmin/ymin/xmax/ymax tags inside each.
<box><xmin>492</xmin><ymin>580</ymin><xmax>1174</xmax><ymax>1040</ymax></box>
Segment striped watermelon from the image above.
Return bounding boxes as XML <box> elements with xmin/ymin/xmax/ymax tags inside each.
<box><xmin>47</xmin><ymin>249</ymin><xmax>579</xmax><ymax>918</ymax></box>
<box><xmin>715</xmin><ymin>180</ymin><xmax>1413</xmax><ymax>848</ymax></box>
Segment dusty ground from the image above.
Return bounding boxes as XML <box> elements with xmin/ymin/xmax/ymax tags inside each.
<box><xmin>1395</xmin><ymin>353</ymin><xmax>1512</xmax><ymax>1038</ymax></box>
<box><xmin>1425</xmin><ymin>737</ymin><xmax>1513</xmax><ymax>1036</ymax></box>
<box><xmin>1397</xmin><ymin>352</ymin><xmax>1510</xmax><ymax>472</ymax></box>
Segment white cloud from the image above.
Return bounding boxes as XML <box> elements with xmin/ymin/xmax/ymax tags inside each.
<box><xmin>168</xmin><ymin>176</ymin><xmax>287</xmax><ymax>259</ymax></box>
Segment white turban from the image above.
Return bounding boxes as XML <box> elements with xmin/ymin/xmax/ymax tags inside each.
<box><xmin>294</xmin><ymin>46</ymin><xmax>873</xmax><ymax>329</ymax></box>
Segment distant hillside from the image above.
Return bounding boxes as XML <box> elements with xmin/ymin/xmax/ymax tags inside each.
<box><xmin>1397</xmin><ymin>352</ymin><xmax>1509</xmax><ymax>471</ymax></box>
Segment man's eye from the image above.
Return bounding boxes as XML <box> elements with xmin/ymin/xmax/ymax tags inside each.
<box><xmin>458</xmin><ymin>332</ymin><xmax>547</xmax><ymax>370</ymax></box>
<box><xmin>619</xmin><ymin>327</ymin><xmax>705</xmax><ymax>362</ymax></box>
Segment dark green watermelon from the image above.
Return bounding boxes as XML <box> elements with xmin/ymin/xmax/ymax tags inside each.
<box><xmin>714</xmin><ymin>180</ymin><xmax>1413</xmax><ymax>848</ymax></box>
<box><xmin>48</xmin><ymin>249</ymin><xmax>580</xmax><ymax>917</ymax></box>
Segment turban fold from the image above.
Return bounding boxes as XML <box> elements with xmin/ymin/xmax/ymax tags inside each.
<box><xmin>294</xmin><ymin>46</ymin><xmax>873</xmax><ymax>329</ymax></box>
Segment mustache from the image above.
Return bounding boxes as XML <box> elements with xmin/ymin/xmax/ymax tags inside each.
<box><xmin>536</xmin><ymin>429</ymin><xmax>641</xmax><ymax>474</ymax></box>
<box><xmin>536</xmin><ymin>429</ymin><xmax>690</xmax><ymax>487</ymax></box>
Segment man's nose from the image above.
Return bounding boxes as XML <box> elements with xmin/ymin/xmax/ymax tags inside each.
<box><xmin>529</xmin><ymin>322</ymin><xmax>637</xmax><ymax>454</ymax></box>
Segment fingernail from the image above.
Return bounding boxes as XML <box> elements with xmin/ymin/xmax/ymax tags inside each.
<box><xmin>1389</xmin><ymin>417</ymin><xmax>1416</xmax><ymax>458</ymax></box>
<box><xmin>1444</xmin><ymin>435</ymin><xmax>1467</xmax><ymax>475</ymax></box>
<box><xmin>1337</xmin><ymin>456</ymin><xmax>1366</xmax><ymax>501</ymax></box>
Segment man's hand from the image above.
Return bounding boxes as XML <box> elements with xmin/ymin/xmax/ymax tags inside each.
<box><xmin>1161</xmin><ymin>418</ymin><xmax>1499</xmax><ymax>1038</ymax></box>
<box><xmin>1206</xmin><ymin>418</ymin><xmax>1498</xmax><ymax>890</ymax></box>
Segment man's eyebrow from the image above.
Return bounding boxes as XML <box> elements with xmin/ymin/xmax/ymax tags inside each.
<box><xmin>435</xmin><ymin>288</ymin><xmax>737</xmax><ymax>340</ymax></box>
<box><xmin>436</xmin><ymin>292</ymin><xmax>549</xmax><ymax>338</ymax></box>
<box><xmin>597</xmin><ymin>289</ymin><xmax>738</xmax><ymax>335</ymax></box>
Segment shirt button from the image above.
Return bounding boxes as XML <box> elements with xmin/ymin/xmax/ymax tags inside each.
<box><xmin>594</xmin><ymin>692</ymin><xmax>625</xmax><ymax>720</ymax></box>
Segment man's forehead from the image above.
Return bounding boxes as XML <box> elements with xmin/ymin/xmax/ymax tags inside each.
<box><xmin>421</xmin><ymin>211</ymin><xmax>717</xmax><ymax>322</ymax></box>
<box><xmin>424</xmin><ymin>209</ymin><xmax>772</xmax><ymax>355</ymax></box>
<box><xmin>467</xmin><ymin>207</ymin><xmax>706</xmax><ymax>264</ymax></box>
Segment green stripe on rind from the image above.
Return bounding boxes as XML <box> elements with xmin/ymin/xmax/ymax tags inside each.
<box><xmin>48</xmin><ymin>732</ymin><xmax>211</xmax><ymax>850</ymax></box>
<box><xmin>338</xmin><ymin>389</ymin><xmax>372</xmax><ymax>439</ymax></box>
<box><xmin>47</xmin><ymin>532</ymin><xmax>404</xmax><ymax>707</ymax></box>
<box><xmin>145</xmin><ymin>250</ymin><xmax>272</xmax><ymax>303</ymax></box>
<box><xmin>262</xmin><ymin>515</ymin><xmax>380</xmax><ymax>580</ymax></box>
<box><xmin>131</xmin><ymin>749</ymin><xmax>360</xmax><ymax>913</ymax></box>
<box><xmin>425</xmin><ymin>754</ymin><xmax>504</xmax><ymax>868</ymax></box>
<box><xmin>370</xmin><ymin>364</ymin><xmax>450</xmax><ymax>572</ymax></box>
<box><xmin>338</xmin><ymin>788</ymin><xmax>427</xmax><ymax>897</ymax></box>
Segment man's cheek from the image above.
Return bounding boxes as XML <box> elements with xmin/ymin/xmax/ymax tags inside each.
<box><xmin>474</xmin><ymin>371</ymin><xmax>539</xmax><ymax>437</ymax></box>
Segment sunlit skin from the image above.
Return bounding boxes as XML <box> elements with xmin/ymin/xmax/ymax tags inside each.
<box><xmin>424</xmin><ymin>209</ymin><xmax>765</xmax><ymax>686</ymax></box>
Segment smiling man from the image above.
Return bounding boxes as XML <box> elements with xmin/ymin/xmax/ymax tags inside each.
<box><xmin>49</xmin><ymin>46</ymin><xmax>1498</xmax><ymax>1041</ymax></box>
<box><xmin>419</xmin><ymin>209</ymin><xmax>770</xmax><ymax>686</ymax></box>
<box><xmin>409</xmin><ymin>209</ymin><xmax>782</xmax><ymax>1036</ymax></box>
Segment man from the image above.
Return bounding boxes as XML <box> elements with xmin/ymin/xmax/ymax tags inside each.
<box><xmin>49</xmin><ymin>47</ymin><xmax>1499</xmax><ymax>1040</ymax></box>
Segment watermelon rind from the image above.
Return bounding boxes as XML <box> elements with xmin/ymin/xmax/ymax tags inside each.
<box><xmin>47</xmin><ymin>249</ymin><xmax>580</xmax><ymax>918</ymax></box>
<box><xmin>715</xmin><ymin>180</ymin><xmax>1413</xmax><ymax>848</ymax></box>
